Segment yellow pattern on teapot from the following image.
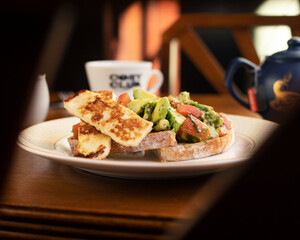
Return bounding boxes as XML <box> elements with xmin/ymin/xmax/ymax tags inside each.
<box><xmin>270</xmin><ymin>72</ymin><xmax>300</xmax><ymax>112</ymax></box>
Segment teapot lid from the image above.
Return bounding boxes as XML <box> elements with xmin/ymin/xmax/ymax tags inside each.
<box><xmin>269</xmin><ymin>37</ymin><xmax>300</xmax><ymax>61</ymax></box>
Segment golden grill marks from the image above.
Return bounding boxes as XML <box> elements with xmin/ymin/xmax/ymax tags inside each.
<box><xmin>75</xmin><ymin>121</ymin><xmax>111</xmax><ymax>159</ymax></box>
<box><xmin>93</xmin><ymin>90</ymin><xmax>116</xmax><ymax>101</ymax></box>
<box><xmin>64</xmin><ymin>90</ymin><xmax>153</xmax><ymax>147</ymax></box>
<box><xmin>64</xmin><ymin>90</ymin><xmax>116</xmax><ymax>103</ymax></box>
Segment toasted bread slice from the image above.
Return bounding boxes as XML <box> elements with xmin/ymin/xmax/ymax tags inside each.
<box><xmin>68</xmin><ymin>128</ymin><xmax>233</xmax><ymax>162</ymax></box>
<box><xmin>68</xmin><ymin>124</ymin><xmax>234</xmax><ymax>162</ymax></box>
<box><xmin>110</xmin><ymin>131</ymin><xmax>177</xmax><ymax>153</ymax></box>
<box><xmin>64</xmin><ymin>90</ymin><xmax>153</xmax><ymax>147</ymax></box>
<box><xmin>74</xmin><ymin>121</ymin><xmax>111</xmax><ymax>159</ymax></box>
<box><xmin>68</xmin><ymin>130</ymin><xmax>177</xmax><ymax>156</ymax></box>
<box><xmin>155</xmin><ymin>126</ymin><xmax>234</xmax><ymax>162</ymax></box>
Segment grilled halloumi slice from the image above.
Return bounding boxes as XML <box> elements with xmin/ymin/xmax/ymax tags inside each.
<box><xmin>93</xmin><ymin>90</ymin><xmax>116</xmax><ymax>101</ymax></box>
<box><xmin>75</xmin><ymin>121</ymin><xmax>111</xmax><ymax>159</ymax></box>
<box><xmin>64</xmin><ymin>90</ymin><xmax>153</xmax><ymax>147</ymax></box>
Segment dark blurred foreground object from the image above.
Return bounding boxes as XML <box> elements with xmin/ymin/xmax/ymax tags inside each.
<box><xmin>0</xmin><ymin>2</ymin><xmax>76</xmax><ymax>193</ymax></box>
<box><xmin>0</xmin><ymin>4</ymin><xmax>47</xmax><ymax>191</ymax></box>
<box><xmin>178</xmin><ymin>100</ymin><xmax>300</xmax><ymax>239</ymax></box>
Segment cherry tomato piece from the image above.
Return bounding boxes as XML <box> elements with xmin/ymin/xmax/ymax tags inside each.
<box><xmin>219</xmin><ymin>112</ymin><xmax>232</xmax><ymax>130</ymax></box>
<box><xmin>171</xmin><ymin>101</ymin><xmax>182</xmax><ymax>109</ymax></box>
<box><xmin>180</xmin><ymin>117</ymin><xmax>209</xmax><ymax>141</ymax></box>
<box><xmin>218</xmin><ymin>125</ymin><xmax>229</xmax><ymax>137</ymax></box>
<box><xmin>176</xmin><ymin>104</ymin><xmax>203</xmax><ymax>118</ymax></box>
<box><xmin>117</xmin><ymin>92</ymin><xmax>131</xmax><ymax>106</ymax></box>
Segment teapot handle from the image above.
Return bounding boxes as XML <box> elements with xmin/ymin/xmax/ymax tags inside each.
<box><xmin>225</xmin><ymin>57</ymin><xmax>258</xmax><ymax>109</ymax></box>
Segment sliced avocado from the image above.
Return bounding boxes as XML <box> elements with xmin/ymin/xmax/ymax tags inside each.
<box><xmin>151</xmin><ymin>97</ymin><xmax>170</xmax><ymax>123</ymax></box>
<box><xmin>166</xmin><ymin>107</ymin><xmax>186</xmax><ymax>133</ymax></box>
<box><xmin>207</xmin><ymin>125</ymin><xmax>219</xmax><ymax>138</ymax></box>
<box><xmin>178</xmin><ymin>91</ymin><xmax>190</xmax><ymax>103</ymax></box>
<box><xmin>177</xmin><ymin>91</ymin><xmax>213</xmax><ymax>112</ymax></box>
<box><xmin>204</xmin><ymin>110</ymin><xmax>223</xmax><ymax>128</ymax></box>
<box><xmin>188</xmin><ymin>100</ymin><xmax>213</xmax><ymax>112</ymax></box>
<box><xmin>142</xmin><ymin>101</ymin><xmax>156</xmax><ymax>120</ymax></box>
<box><xmin>126</xmin><ymin>99</ymin><xmax>150</xmax><ymax>115</ymax></box>
<box><xmin>133</xmin><ymin>88</ymin><xmax>157</xmax><ymax>100</ymax></box>
<box><xmin>153</xmin><ymin>119</ymin><xmax>170</xmax><ymax>131</ymax></box>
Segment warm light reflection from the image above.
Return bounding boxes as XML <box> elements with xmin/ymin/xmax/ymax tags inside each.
<box><xmin>115</xmin><ymin>2</ymin><xmax>143</xmax><ymax>60</ymax></box>
<box><xmin>115</xmin><ymin>0</ymin><xmax>180</xmax><ymax>62</ymax></box>
<box><xmin>169</xmin><ymin>38</ymin><xmax>180</xmax><ymax>95</ymax></box>
<box><xmin>145</xmin><ymin>0</ymin><xmax>180</xmax><ymax>59</ymax></box>
<box><xmin>145</xmin><ymin>0</ymin><xmax>180</xmax><ymax>91</ymax></box>
<box><xmin>114</xmin><ymin>0</ymin><xmax>180</xmax><ymax>93</ymax></box>
<box><xmin>254</xmin><ymin>0</ymin><xmax>300</xmax><ymax>61</ymax></box>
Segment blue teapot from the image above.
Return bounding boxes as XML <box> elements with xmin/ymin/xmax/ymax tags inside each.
<box><xmin>225</xmin><ymin>37</ymin><xmax>300</xmax><ymax>123</ymax></box>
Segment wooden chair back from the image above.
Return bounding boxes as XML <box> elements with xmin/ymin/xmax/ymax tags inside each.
<box><xmin>161</xmin><ymin>13</ymin><xmax>300</xmax><ymax>95</ymax></box>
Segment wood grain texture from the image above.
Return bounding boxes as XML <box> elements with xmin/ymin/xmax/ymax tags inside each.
<box><xmin>180</xmin><ymin>28</ymin><xmax>227</xmax><ymax>93</ymax></box>
<box><xmin>232</xmin><ymin>28</ymin><xmax>260</xmax><ymax>65</ymax></box>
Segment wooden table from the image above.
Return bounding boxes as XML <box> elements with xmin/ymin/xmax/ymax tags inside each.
<box><xmin>0</xmin><ymin>94</ymin><xmax>260</xmax><ymax>239</ymax></box>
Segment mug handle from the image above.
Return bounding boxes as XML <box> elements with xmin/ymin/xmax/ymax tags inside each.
<box><xmin>147</xmin><ymin>69</ymin><xmax>164</xmax><ymax>93</ymax></box>
<box><xmin>225</xmin><ymin>57</ymin><xmax>258</xmax><ymax>109</ymax></box>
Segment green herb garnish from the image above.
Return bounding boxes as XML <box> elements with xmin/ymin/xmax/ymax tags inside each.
<box><xmin>201</xmin><ymin>128</ymin><xmax>208</xmax><ymax>135</ymax></box>
<box><xmin>188</xmin><ymin>114</ymin><xmax>201</xmax><ymax>133</ymax></box>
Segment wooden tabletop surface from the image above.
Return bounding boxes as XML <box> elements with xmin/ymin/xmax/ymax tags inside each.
<box><xmin>0</xmin><ymin>93</ymin><xmax>260</xmax><ymax>239</ymax></box>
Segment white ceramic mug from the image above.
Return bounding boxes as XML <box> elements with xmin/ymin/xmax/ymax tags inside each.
<box><xmin>85</xmin><ymin>60</ymin><xmax>164</xmax><ymax>97</ymax></box>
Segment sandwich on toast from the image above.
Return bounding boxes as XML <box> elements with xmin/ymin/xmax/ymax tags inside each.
<box><xmin>64</xmin><ymin>89</ymin><xmax>233</xmax><ymax>162</ymax></box>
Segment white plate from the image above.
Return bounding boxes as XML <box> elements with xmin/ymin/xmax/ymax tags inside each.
<box><xmin>17</xmin><ymin>115</ymin><xmax>278</xmax><ymax>179</ymax></box>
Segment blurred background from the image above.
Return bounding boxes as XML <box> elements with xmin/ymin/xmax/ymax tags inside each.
<box><xmin>1</xmin><ymin>1</ymin><xmax>299</xmax><ymax>237</ymax></box>
<box><xmin>2</xmin><ymin>0</ymin><xmax>299</xmax><ymax>95</ymax></box>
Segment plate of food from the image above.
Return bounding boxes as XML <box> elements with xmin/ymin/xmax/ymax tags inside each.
<box><xmin>17</xmin><ymin>89</ymin><xmax>278</xmax><ymax>179</ymax></box>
